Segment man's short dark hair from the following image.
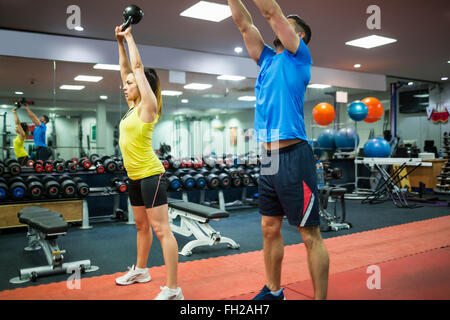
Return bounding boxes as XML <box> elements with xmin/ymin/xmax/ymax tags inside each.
<box><xmin>287</xmin><ymin>14</ymin><xmax>312</xmax><ymax>45</ymax></box>
<box><xmin>42</xmin><ymin>115</ymin><xmax>49</xmax><ymax>123</ymax></box>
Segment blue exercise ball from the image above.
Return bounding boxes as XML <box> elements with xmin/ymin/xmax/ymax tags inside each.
<box><xmin>348</xmin><ymin>100</ymin><xmax>369</xmax><ymax>122</ymax></box>
<box><xmin>317</xmin><ymin>129</ymin><xmax>337</xmax><ymax>150</ymax></box>
<box><xmin>363</xmin><ymin>138</ymin><xmax>391</xmax><ymax>157</ymax></box>
<box><xmin>308</xmin><ymin>139</ymin><xmax>323</xmax><ymax>158</ymax></box>
<box><xmin>335</xmin><ymin>128</ymin><xmax>359</xmax><ymax>151</ymax></box>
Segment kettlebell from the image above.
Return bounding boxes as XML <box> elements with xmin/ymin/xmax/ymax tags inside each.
<box><xmin>122</xmin><ymin>5</ymin><xmax>144</xmax><ymax>31</ymax></box>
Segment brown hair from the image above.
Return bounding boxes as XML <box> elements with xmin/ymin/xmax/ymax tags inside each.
<box><xmin>145</xmin><ymin>68</ymin><xmax>163</xmax><ymax>121</ymax></box>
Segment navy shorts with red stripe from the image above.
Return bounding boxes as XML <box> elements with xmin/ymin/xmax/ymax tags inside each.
<box><xmin>258</xmin><ymin>140</ymin><xmax>320</xmax><ymax>227</ymax></box>
<box><xmin>127</xmin><ymin>173</ymin><xmax>168</xmax><ymax>208</ymax></box>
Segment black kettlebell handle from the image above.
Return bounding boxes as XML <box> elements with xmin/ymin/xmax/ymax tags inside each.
<box><xmin>121</xmin><ymin>5</ymin><xmax>144</xmax><ymax>31</ymax></box>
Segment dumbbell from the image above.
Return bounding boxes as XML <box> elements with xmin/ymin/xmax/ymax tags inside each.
<box><xmin>5</xmin><ymin>158</ymin><xmax>21</xmax><ymax>175</ymax></box>
<box><xmin>44</xmin><ymin>160</ymin><xmax>54</xmax><ymax>173</ymax></box>
<box><xmin>0</xmin><ymin>177</ymin><xmax>8</xmax><ymax>200</ymax></box>
<box><xmin>111</xmin><ymin>177</ymin><xmax>127</xmax><ymax>193</ymax></box>
<box><xmin>8</xmin><ymin>176</ymin><xmax>26</xmax><ymax>200</ymax></box>
<box><xmin>41</xmin><ymin>175</ymin><xmax>60</xmax><ymax>199</ymax></box>
<box><xmin>33</xmin><ymin>160</ymin><xmax>44</xmax><ymax>173</ymax></box>
<box><xmin>161</xmin><ymin>159</ymin><xmax>170</xmax><ymax>170</ymax></box>
<box><xmin>90</xmin><ymin>155</ymin><xmax>105</xmax><ymax>174</ymax></box>
<box><xmin>165</xmin><ymin>171</ymin><xmax>181</xmax><ymax>191</ymax></box>
<box><xmin>218</xmin><ymin>172</ymin><xmax>231</xmax><ymax>189</ymax></box>
<box><xmin>53</xmin><ymin>159</ymin><xmax>66</xmax><ymax>173</ymax></box>
<box><xmin>112</xmin><ymin>157</ymin><xmax>125</xmax><ymax>171</ymax></box>
<box><xmin>223</xmin><ymin>167</ymin><xmax>240</xmax><ymax>179</ymax></box>
<box><xmin>0</xmin><ymin>161</ymin><xmax>5</xmax><ymax>176</ymax></box>
<box><xmin>187</xmin><ymin>169</ymin><xmax>206</xmax><ymax>189</ymax></box>
<box><xmin>166</xmin><ymin>156</ymin><xmax>181</xmax><ymax>170</ymax></box>
<box><xmin>58</xmin><ymin>175</ymin><xmax>77</xmax><ymax>198</ymax></box>
<box><xmin>174</xmin><ymin>169</ymin><xmax>195</xmax><ymax>190</ymax></box>
<box><xmin>231</xmin><ymin>176</ymin><xmax>242</xmax><ymax>188</ymax></box>
<box><xmin>101</xmin><ymin>155</ymin><xmax>117</xmax><ymax>173</ymax></box>
<box><xmin>25</xmin><ymin>175</ymin><xmax>45</xmax><ymax>200</ymax></box>
<box><xmin>198</xmin><ymin>168</ymin><xmax>220</xmax><ymax>190</ymax></box>
<box><xmin>65</xmin><ymin>160</ymin><xmax>78</xmax><ymax>173</ymax></box>
<box><xmin>72</xmin><ymin>176</ymin><xmax>90</xmax><ymax>198</ymax></box>
<box><xmin>78</xmin><ymin>157</ymin><xmax>92</xmax><ymax>170</ymax></box>
<box><xmin>203</xmin><ymin>156</ymin><xmax>216</xmax><ymax>169</ymax></box>
<box><xmin>241</xmin><ymin>174</ymin><xmax>251</xmax><ymax>187</ymax></box>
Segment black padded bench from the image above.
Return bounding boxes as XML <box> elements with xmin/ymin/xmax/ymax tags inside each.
<box><xmin>10</xmin><ymin>206</ymin><xmax>99</xmax><ymax>284</ymax></box>
<box><xmin>168</xmin><ymin>199</ymin><xmax>240</xmax><ymax>256</ymax></box>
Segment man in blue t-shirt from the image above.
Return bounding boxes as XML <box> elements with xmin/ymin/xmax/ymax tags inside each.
<box><xmin>24</xmin><ymin>104</ymin><xmax>49</xmax><ymax>161</ymax></box>
<box><xmin>228</xmin><ymin>0</ymin><xmax>329</xmax><ymax>300</ymax></box>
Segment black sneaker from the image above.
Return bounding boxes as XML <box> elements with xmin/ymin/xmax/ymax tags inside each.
<box><xmin>253</xmin><ymin>285</ymin><xmax>285</xmax><ymax>300</ymax></box>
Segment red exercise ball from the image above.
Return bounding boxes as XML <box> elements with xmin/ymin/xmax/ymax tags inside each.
<box><xmin>313</xmin><ymin>102</ymin><xmax>335</xmax><ymax>126</ymax></box>
<box><xmin>362</xmin><ymin>97</ymin><xmax>383</xmax><ymax>123</ymax></box>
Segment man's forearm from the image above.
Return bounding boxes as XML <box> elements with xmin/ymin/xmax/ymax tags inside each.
<box><xmin>25</xmin><ymin>107</ymin><xmax>40</xmax><ymax>125</ymax></box>
<box><xmin>252</xmin><ymin>0</ymin><xmax>280</xmax><ymax>19</ymax></box>
<box><xmin>228</xmin><ymin>0</ymin><xmax>254</xmax><ymax>31</ymax></box>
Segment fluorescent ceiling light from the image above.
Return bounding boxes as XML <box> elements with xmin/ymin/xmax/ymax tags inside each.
<box><xmin>442</xmin><ymin>77</ymin><xmax>448</xmax><ymax>81</ymax></box>
<box><xmin>161</xmin><ymin>90</ymin><xmax>183</xmax><ymax>96</ymax></box>
<box><xmin>181</xmin><ymin>99</ymin><xmax>189</xmax><ymax>104</ymax></box>
<box><xmin>75</xmin><ymin>75</ymin><xmax>103</xmax><ymax>82</ymax></box>
<box><xmin>14</xmin><ymin>91</ymin><xmax>24</xmax><ymax>95</ymax></box>
<box><xmin>60</xmin><ymin>85</ymin><xmax>85</xmax><ymax>90</ymax></box>
<box><xmin>354</xmin><ymin>64</ymin><xmax>361</xmax><ymax>68</ymax></box>
<box><xmin>217</xmin><ymin>75</ymin><xmax>246</xmax><ymax>81</ymax></box>
<box><xmin>184</xmin><ymin>83</ymin><xmax>212</xmax><ymax>90</ymax></box>
<box><xmin>346</xmin><ymin>35</ymin><xmax>397</xmax><ymax>49</ymax></box>
<box><xmin>307</xmin><ymin>84</ymin><xmax>331</xmax><ymax>89</ymax></box>
<box><xmin>408</xmin><ymin>82</ymin><xmax>414</xmax><ymax>86</ymax></box>
<box><xmin>413</xmin><ymin>94</ymin><xmax>429</xmax><ymax>98</ymax></box>
<box><xmin>74</xmin><ymin>26</ymin><xmax>84</xmax><ymax>31</ymax></box>
<box><xmin>93</xmin><ymin>64</ymin><xmax>120</xmax><ymax>71</ymax></box>
<box><xmin>238</xmin><ymin>96</ymin><xmax>256</xmax><ymax>101</ymax></box>
<box><xmin>203</xmin><ymin>93</ymin><xmax>222</xmax><ymax>99</ymax></box>
<box><xmin>180</xmin><ymin>1</ymin><xmax>231</xmax><ymax>22</ymax></box>
<box><xmin>100</xmin><ymin>95</ymin><xmax>108</xmax><ymax>100</ymax></box>
<box><xmin>1</xmin><ymin>105</ymin><xmax>9</xmax><ymax>108</ymax></box>
<box><xmin>234</xmin><ymin>47</ymin><xmax>243</xmax><ymax>54</ymax></box>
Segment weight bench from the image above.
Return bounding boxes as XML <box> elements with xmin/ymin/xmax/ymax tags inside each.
<box><xmin>168</xmin><ymin>199</ymin><xmax>240</xmax><ymax>256</ymax></box>
<box><xmin>10</xmin><ymin>206</ymin><xmax>99</xmax><ymax>284</ymax></box>
<box><xmin>319</xmin><ymin>186</ymin><xmax>352</xmax><ymax>232</ymax></box>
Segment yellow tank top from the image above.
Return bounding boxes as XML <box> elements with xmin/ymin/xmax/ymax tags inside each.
<box><xmin>119</xmin><ymin>108</ymin><xmax>164</xmax><ymax>180</ymax></box>
<box><xmin>13</xmin><ymin>135</ymin><xmax>28</xmax><ymax>158</ymax></box>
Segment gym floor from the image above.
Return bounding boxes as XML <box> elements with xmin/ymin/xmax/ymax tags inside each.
<box><xmin>0</xmin><ymin>196</ymin><xmax>449</xmax><ymax>299</ymax></box>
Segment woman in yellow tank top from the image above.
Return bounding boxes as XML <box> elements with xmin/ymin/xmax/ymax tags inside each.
<box><xmin>12</xmin><ymin>108</ymin><xmax>29</xmax><ymax>166</ymax></box>
<box><xmin>114</xmin><ymin>25</ymin><xmax>183</xmax><ymax>300</ymax></box>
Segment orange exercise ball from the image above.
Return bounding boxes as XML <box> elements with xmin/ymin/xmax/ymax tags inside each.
<box><xmin>362</xmin><ymin>97</ymin><xmax>383</xmax><ymax>123</ymax></box>
<box><xmin>313</xmin><ymin>102</ymin><xmax>335</xmax><ymax>126</ymax></box>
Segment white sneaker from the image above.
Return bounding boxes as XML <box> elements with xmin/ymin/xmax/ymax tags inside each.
<box><xmin>154</xmin><ymin>286</ymin><xmax>184</xmax><ymax>300</ymax></box>
<box><xmin>115</xmin><ymin>265</ymin><xmax>151</xmax><ymax>286</ymax></box>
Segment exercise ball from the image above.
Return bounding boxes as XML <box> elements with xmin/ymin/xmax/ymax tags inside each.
<box><xmin>348</xmin><ymin>100</ymin><xmax>368</xmax><ymax>122</ymax></box>
<box><xmin>362</xmin><ymin>97</ymin><xmax>383</xmax><ymax>123</ymax></box>
<box><xmin>308</xmin><ymin>139</ymin><xmax>323</xmax><ymax>158</ymax></box>
<box><xmin>363</xmin><ymin>138</ymin><xmax>391</xmax><ymax>157</ymax></box>
<box><xmin>317</xmin><ymin>129</ymin><xmax>337</xmax><ymax>150</ymax></box>
<box><xmin>335</xmin><ymin>128</ymin><xmax>360</xmax><ymax>151</ymax></box>
<box><xmin>313</xmin><ymin>103</ymin><xmax>335</xmax><ymax>126</ymax></box>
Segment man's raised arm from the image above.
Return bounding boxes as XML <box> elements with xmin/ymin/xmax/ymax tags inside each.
<box><xmin>228</xmin><ymin>0</ymin><xmax>265</xmax><ymax>63</ymax></box>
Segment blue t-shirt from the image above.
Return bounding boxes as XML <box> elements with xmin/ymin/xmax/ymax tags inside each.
<box><xmin>254</xmin><ymin>39</ymin><xmax>312</xmax><ymax>143</ymax></box>
<box><xmin>33</xmin><ymin>123</ymin><xmax>47</xmax><ymax>147</ymax></box>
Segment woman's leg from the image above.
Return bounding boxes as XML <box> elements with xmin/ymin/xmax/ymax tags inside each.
<box><xmin>133</xmin><ymin>205</ymin><xmax>153</xmax><ymax>268</ymax></box>
<box><xmin>147</xmin><ymin>204</ymin><xmax>178</xmax><ymax>289</ymax></box>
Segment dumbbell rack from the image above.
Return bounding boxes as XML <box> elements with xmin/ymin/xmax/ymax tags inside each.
<box><xmin>436</xmin><ymin>132</ymin><xmax>450</xmax><ymax>194</ymax></box>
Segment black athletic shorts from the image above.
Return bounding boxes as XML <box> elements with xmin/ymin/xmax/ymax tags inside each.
<box><xmin>127</xmin><ymin>173</ymin><xmax>168</xmax><ymax>208</ymax></box>
<box><xmin>258</xmin><ymin>140</ymin><xmax>320</xmax><ymax>227</ymax></box>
